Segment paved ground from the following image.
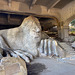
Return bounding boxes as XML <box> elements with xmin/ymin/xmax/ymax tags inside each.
<box><xmin>27</xmin><ymin>57</ymin><xmax>75</xmax><ymax>75</ymax></box>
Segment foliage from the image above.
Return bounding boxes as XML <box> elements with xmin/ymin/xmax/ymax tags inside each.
<box><xmin>71</xmin><ymin>19</ymin><xmax>75</xmax><ymax>27</ymax></box>
<box><xmin>73</xmin><ymin>38</ymin><xmax>75</xmax><ymax>42</ymax></box>
<box><xmin>69</xmin><ymin>19</ymin><xmax>75</xmax><ymax>35</ymax></box>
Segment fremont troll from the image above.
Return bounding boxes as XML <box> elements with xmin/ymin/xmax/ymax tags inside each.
<box><xmin>0</xmin><ymin>16</ymin><xmax>64</xmax><ymax>63</ymax></box>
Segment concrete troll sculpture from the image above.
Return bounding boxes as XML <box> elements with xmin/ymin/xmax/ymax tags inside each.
<box><xmin>0</xmin><ymin>16</ymin><xmax>64</xmax><ymax>63</ymax></box>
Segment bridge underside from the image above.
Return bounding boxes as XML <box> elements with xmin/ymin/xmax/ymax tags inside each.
<box><xmin>0</xmin><ymin>0</ymin><xmax>75</xmax><ymax>41</ymax></box>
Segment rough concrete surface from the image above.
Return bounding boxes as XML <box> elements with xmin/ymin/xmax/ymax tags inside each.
<box><xmin>72</xmin><ymin>41</ymin><xmax>75</xmax><ymax>48</ymax></box>
<box><xmin>0</xmin><ymin>57</ymin><xmax>27</xmax><ymax>75</ymax></box>
<box><xmin>28</xmin><ymin>57</ymin><xmax>75</xmax><ymax>75</ymax></box>
<box><xmin>58</xmin><ymin>42</ymin><xmax>75</xmax><ymax>57</ymax></box>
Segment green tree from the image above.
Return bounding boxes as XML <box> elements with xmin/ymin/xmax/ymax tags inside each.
<box><xmin>71</xmin><ymin>19</ymin><xmax>75</xmax><ymax>27</ymax></box>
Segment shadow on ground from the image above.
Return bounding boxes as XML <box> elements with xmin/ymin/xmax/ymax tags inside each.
<box><xmin>27</xmin><ymin>63</ymin><xmax>46</xmax><ymax>75</ymax></box>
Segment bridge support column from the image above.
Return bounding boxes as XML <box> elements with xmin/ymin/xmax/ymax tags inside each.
<box><xmin>58</xmin><ymin>22</ymin><xmax>64</xmax><ymax>40</ymax></box>
<box><xmin>58</xmin><ymin>25</ymin><xmax>61</xmax><ymax>38</ymax></box>
<box><xmin>63</xmin><ymin>26</ymin><xmax>69</xmax><ymax>41</ymax></box>
<box><xmin>58</xmin><ymin>22</ymin><xmax>69</xmax><ymax>41</ymax></box>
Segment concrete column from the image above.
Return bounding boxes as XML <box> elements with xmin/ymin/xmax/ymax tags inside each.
<box><xmin>63</xmin><ymin>26</ymin><xmax>69</xmax><ymax>41</ymax></box>
<box><xmin>57</xmin><ymin>25</ymin><xmax>61</xmax><ymax>38</ymax></box>
<box><xmin>58</xmin><ymin>22</ymin><xmax>69</xmax><ymax>41</ymax></box>
<box><xmin>58</xmin><ymin>22</ymin><xmax>64</xmax><ymax>40</ymax></box>
<box><xmin>8</xmin><ymin>0</ymin><xmax>12</xmax><ymax>6</ymax></box>
<box><xmin>61</xmin><ymin>25</ymin><xmax>64</xmax><ymax>39</ymax></box>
